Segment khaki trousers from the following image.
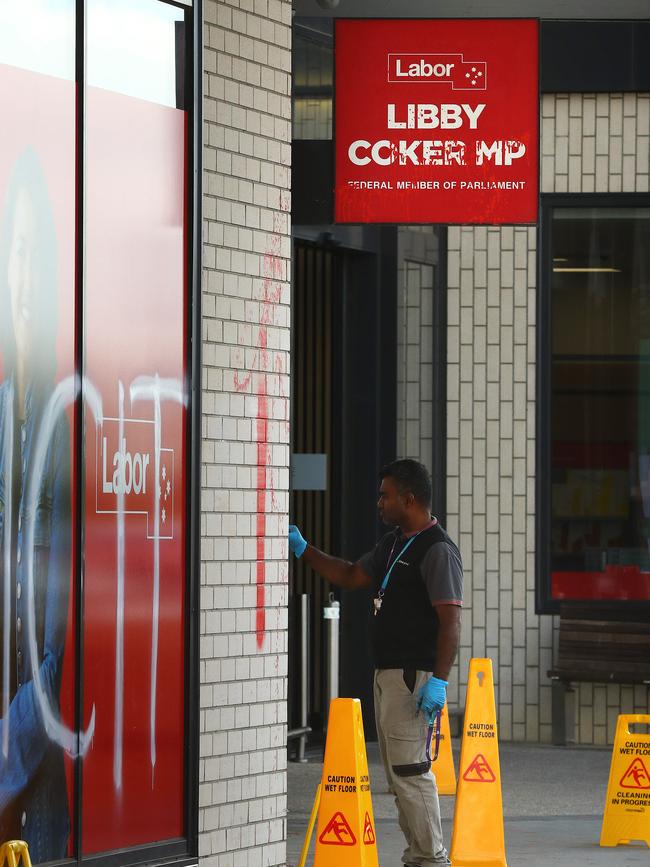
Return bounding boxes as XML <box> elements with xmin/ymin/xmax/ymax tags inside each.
<box><xmin>373</xmin><ymin>668</ymin><xmax>450</xmax><ymax>867</ymax></box>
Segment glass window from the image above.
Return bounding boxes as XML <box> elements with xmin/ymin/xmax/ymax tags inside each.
<box><xmin>88</xmin><ymin>0</ymin><xmax>184</xmax><ymax>107</ymax></box>
<box><xmin>0</xmin><ymin>1</ymin><xmax>193</xmax><ymax>863</ymax></box>
<box><xmin>83</xmin><ymin>0</ymin><xmax>188</xmax><ymax>854</ymax></box>
<box><xmin>548</xmin><ymin>205</ymin><xmax>650</xmax><ymax>602</ymax></box>
<box><xmin>293</xmin><ymin>24</ymin><xmax>332</xmax><ymax>140</ymax></box>
<box><xmin>0</xmin><ymin>0</ymin><xmax>75</xmax><ymax>80</ymax></box>
<box><xmin>0</xmin><ymin>3</ymin><xmax>77</xmax><ymax>862</ymax></box>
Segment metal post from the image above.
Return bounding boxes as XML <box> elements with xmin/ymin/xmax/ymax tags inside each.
<box><xmin>297</xmin><ymin>593</ymin><xmax>310</xmax><ymax>762</ymax></box>
<box><xmin>323</xmin><ymin>593</ymin><xmax>340</xmax><ymax>728</ymax></box>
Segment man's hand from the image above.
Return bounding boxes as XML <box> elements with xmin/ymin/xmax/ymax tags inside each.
<box><xmin>288</xmin><ymin>524</ymin><xmax>308</xmax><ymax>559</ymax></box>
<box><xmin>416</xmin><ymin>675</ymin><xmax>448</xmax><ymax>724</ymax></box>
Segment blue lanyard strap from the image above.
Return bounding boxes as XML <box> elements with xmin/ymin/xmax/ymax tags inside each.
<box><xmin>379</xmin><ymin>533</ymin><xmax>419</xmax><ymax>594</ymax></box>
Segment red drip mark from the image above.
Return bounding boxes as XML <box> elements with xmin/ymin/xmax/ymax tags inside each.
<box><xmin>238</xmin><ymin>204</ymin><xmax>289</xmax><ymax>650</ymax></box>
<box><xmin>255</xmin><ymin>257</ymin><xmax>271</xmax><ymax>648</ymax></box>
<box><xmin>256</xmin><ymin>375</ymin><xmax>268</xmax><ymax>646</ymax></box>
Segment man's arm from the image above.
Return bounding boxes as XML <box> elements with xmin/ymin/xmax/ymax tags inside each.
<box><xmin>416</xmin><ymin>542</ymin><xmax>463</xmax><ymax>720</ymax></box>
<box><xmin>288</xmin><ymin>525</ymin><xmax>372</xmax><ymax>590</ymax></box>
<box><xmin>301</xmin><ymin>545</ymin><xmax>372</xmax><ymax>590</ymax></box>
<box><xmin>416</xmin><ymin>603</ymin><xmax>461</xmax><ymax>721</ymax></box>
<box><xmin>432</xmin><ymin>603</ymin><xmax>461</xmax><ymax>681</ymax></box>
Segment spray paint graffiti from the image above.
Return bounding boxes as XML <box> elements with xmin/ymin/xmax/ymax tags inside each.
<box><xmin>234</xmin><ymin>206</ymin><xmax>290</xmax><ymax>649</ymax></box>
<box><xmin>129</xmin><ymin>374</ymin><xmax>185</xmax><ymax>786</ymax></box>
<box><xmin>1</xmin><ymin>376</ymin><xmax>98</xmax><ymax>761</ymax></box>
<box><xmin>0</xmin><ymin>372</ymin><xmax>185</xmax><ymax>782</ymax></box>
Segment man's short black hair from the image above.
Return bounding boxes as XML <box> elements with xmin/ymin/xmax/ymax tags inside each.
<box><xmin>380</xmin><ymin>459</ymin><xmax>432</xmax><ymax>508</ymax></box>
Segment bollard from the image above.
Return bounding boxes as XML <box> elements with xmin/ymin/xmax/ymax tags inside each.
<box><xmin>297</xmin><ymin>592</ymin><xmax>310</xmax><ymax>762</ymax></box>
<box><xmin>323</xmin><ymin>593</ymin><xmax>340</xmax><ymax>729</ymax></box>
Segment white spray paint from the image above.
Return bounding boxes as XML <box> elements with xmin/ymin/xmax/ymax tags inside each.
<box><xmin>1</xmin><ymin>372</ymin><xmax>185</xmax><ymax>776</ymax></box>
<box><xmin>24</xmin><ymin>375</ymin><xmax>100</xmax><ymax>757</ymax></box>
<box><xmin>129</xmin><ymin>375</ymin><xmax>185</xmax><ymax>783</ymax></box>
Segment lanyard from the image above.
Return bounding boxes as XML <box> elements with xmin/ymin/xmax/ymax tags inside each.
<box><xmin>373</xmin><ymin>524</ymin><xmax>433</xmax><ymax>616</ymax></box>
<box><xmin>426</xmin><ymin>711</ymin><xmax>442</xmax><ymax>763</ymax></box>
<box><xmin>379</xmin><ymin>533</ymin><xmax>418</xmax><ymax>595</ymax></box>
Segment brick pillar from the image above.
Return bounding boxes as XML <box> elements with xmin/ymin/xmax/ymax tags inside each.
<box><xmin>200</xmin><ymin>1</ymin><xmax>292</xmax><ymax>863</ymax></box>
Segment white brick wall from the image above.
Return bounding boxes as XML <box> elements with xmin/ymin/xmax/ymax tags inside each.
<box><xmin>541</xmin><ymin>93</ymin><xmax>650</xmax><ymax>194</ymax></box>
<box><xmin>447</xmin><ymin>93</ymin><xmax>650</xmax><ymax>745</ymax></box>
<box><xmin>396</xmin><ymin>226</ymin><xmax>438</xmax><ymax>463</ymax></box>
<box><xmin>201</xmin><ymin>1</ymin><xmax>292</xmax><ymax>863</ymax></box>
<box><xmin>446</xmin><ymin>225</ymin><xmax>539</xmax><ymax>740</ymax></box>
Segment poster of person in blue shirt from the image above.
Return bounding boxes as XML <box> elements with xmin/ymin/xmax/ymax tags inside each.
<box><xmin>0</xmin><ymin>143</ymin><xmax>75</xmax><ymax>859</ymax></box>
<box><xmin>0</xmin><ymin>11</ymin><xmax>77</xmax><ymax>855</ymax></box>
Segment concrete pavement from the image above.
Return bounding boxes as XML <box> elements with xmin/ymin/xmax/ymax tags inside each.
<box><xmin>287</xmin><ymin>740</ymin><xmax>650</xmax><ymax>866</ymax></box>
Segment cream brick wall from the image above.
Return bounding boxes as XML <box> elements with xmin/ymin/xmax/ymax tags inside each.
<box><xmin>446</xmin><ymin>225</ymin><xmax>539</xmax><ymax>739</ymax></box>
<box><xmin>201</xmin><ymin>1</ymin><xmax>292</xmax><ymax>863</ymax></box>
<box><xmin>447</xmin><ymin>93</ymin><xmax>650</xmax><ymax>745</ymax></box>
<box><xmin>541</xmin><ymin>93</ymin><xmax>650</xmax><ymax>193</ymax></box>
<box><xmin>396</xmin><ymin>226</ymin><xmax>438</xmax><ymax>464</ymax></box>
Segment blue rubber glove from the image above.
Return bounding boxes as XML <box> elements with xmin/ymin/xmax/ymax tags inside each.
<box><xmin>416</xmin><ymin>676</ymin><xmax>448</xmax><ymax>724</ymax></box>
<box><xmin>288</xmin><ymin>524</ymin><xmax>308</xmax><ymax>559</ymax></box>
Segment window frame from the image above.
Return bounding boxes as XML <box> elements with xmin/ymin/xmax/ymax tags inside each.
<box><xmin>68</xmin><ymin>2</ymin><xmax>201</xmax><ymax>865</ymax></box>
<box><xmin>536</xmin><ymin>192</ymin><xmax>650</xmax><ymax>615</ymax></box>
<box><xmin>432</xmin><ymin>227</ymin><xmax>448</xmax><ymax>524</ymax></box>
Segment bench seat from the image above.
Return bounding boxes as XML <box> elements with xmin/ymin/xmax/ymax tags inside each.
<box><xmin>547</xmin><ymin>606</ymin><xmax>650</xmax><ymax>744</ymax></box>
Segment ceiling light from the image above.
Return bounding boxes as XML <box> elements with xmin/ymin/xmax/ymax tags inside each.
<box><xmin>553</xmin><ymin>267</ymin><xmax>621</xmax><ymax>273</ymax></box>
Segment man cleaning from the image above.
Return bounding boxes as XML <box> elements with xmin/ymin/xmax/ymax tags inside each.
<box><xmin>289</xmin><ymin>458</ymin><xmax>463</xmax><ymax>867</ymax></box>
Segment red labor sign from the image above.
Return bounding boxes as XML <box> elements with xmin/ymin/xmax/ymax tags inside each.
<box><xmin>319</xmin><ymin>812</ymin><xmax>357</xmax><ymax>846</ymax></box>
<box><xmin>363</xmin><ymin>812</ymin><xmax>376</xmax><ymax>845</ymax></box>
<box><xmin>335</xmin><ymin>19</ymin><xmax>539</xmax><ymax>224</ymax></box>
<box><xmin>463</xmin><ymin>753</ymin><xmax>496</xmax><ymax>783</ymax></box>
<box><xmin>619</xmin><ymin>758</ymin><xmax>650</xmax><ymax>789</ymax></box>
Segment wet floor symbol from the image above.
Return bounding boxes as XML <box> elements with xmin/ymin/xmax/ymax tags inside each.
<box><xmin>619</xmin><ymin>757</ymin><xmax>650</xmax><ymax>789</ymax></box>
<box><xmin>362</xmin><ymin>812</ymin><xmax>375</xmax><ymax>845</ymax></box>
<box><xmin>319</xmin><ymin>811</ymin><xmax>357</xmax><ymax>846</ymax></box>
<box><xmin>462</xmin><ymin>753</ymin><xmax>496</xmax><ymax>783</ymax></box>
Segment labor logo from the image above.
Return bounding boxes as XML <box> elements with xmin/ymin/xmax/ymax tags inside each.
<box><xmin>319</xmin><ymin>811</ymin><xmax>357</xmax><ymax>846</ymax></box>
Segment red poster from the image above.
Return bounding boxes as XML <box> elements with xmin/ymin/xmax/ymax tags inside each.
<box><xmin>0</xmin><ymin>9</ymin><xmax>187</xmax><ymax>861</ymax></box>
<box><xmin>0</xmin><ymin>62</ymin><xmax>76</xmax><ymax>864</ymax></box>
<box><xmin>335</xmin><ymin>19</ymin><xmax>539</xmax><ymax>224</ymax></box>
<box><xmin>81</xmin><ymin>86</ymin><xmax>187</xmax><ymax>852</ymax></box>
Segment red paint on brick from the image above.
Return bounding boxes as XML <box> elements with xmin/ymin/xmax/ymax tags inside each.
<box><xmin>245</xmin><ymin>215</ymin><xmax>288</xmax><ymax>649</ymax></box>
<box><xmin>256</xmin><ymin>377</ymin><xmax>268</xmax><ymax>646</ymax></box>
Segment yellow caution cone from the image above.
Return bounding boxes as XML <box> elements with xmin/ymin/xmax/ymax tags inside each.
<box><xmin>0</xmin><ymin>841</ymin><xmax>32</xmax><ymax>867</ymax></box>
<box><xmin>600</xmin><ymin>713</ymin><xmax>650</xmax><ymax>848</ymax></box>
<box><xmin>450</xmin><ymin>658</ymin><xmax>507</xmax><ymax>867</ymax></box>
<box><xmin>432</xmin><ymin>703</ymin><xmax>457</xmax><ymax>795</ymax></box>
<box><xmin>314</xmin><ymin>698</ymin><xmax>379</xmax><ymax>866</ymax></box>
